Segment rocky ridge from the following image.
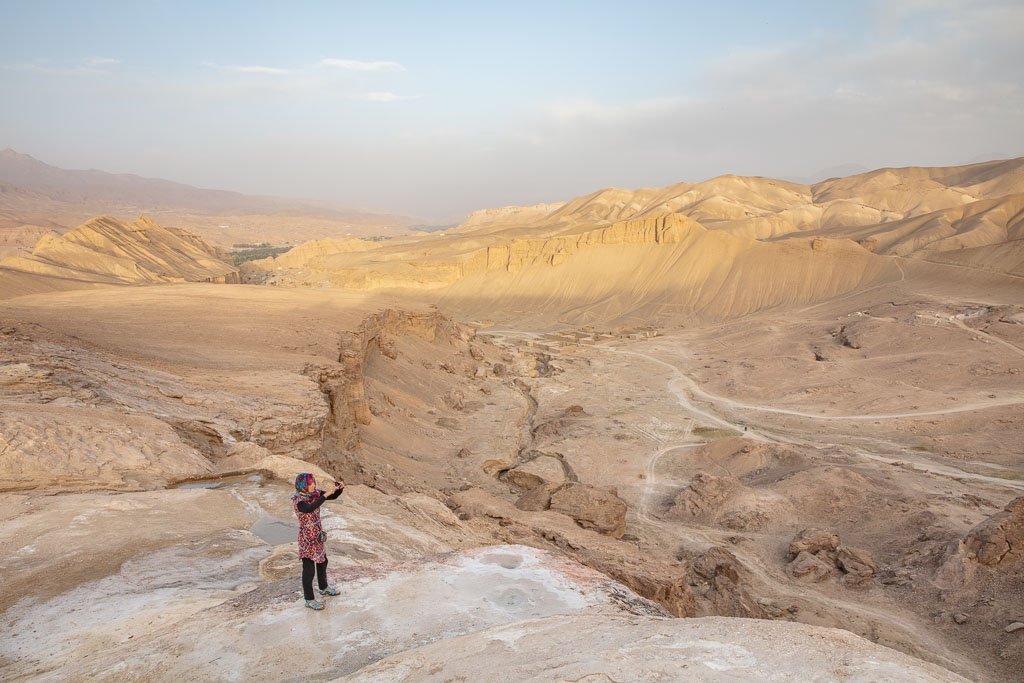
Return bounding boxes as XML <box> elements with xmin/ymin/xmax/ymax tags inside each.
<box><xmin>0</xmin><ymin>215</ymin><xmax>239</xmax><ymax>292</ymax></box>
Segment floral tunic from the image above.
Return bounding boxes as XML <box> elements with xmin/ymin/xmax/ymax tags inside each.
<box><xmin>293</xmin><ymin>493</ymin><xmax>327</xmax><ymax>564</ymax></box>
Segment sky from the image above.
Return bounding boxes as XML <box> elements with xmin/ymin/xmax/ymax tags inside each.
<box><xmin>1</xmin><ymin>0</ymin><xmax>1022</xmax><ymax>220</ymax></box>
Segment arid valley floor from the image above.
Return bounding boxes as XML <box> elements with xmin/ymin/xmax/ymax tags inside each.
<box><xmin>1</xmin><ymin>157</ymin><xmax>1022</xmax><ymax>681</ymax></box>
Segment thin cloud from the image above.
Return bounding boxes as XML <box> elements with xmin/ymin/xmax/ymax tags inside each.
<box><xmin>222</xmin><ymin>64</ymin><xmax>291</xmax><ymax>75</ymax></box>
<box><xmin>549</xmin><ymin>96</ymin><xmax>694</xmax><ymax>125</ymax></box>
<box><xmin>319</xmin><ymin>58</ymin><xmax>405</xmax><ymax>72</ymax></box>
<box><xmin>2</xmin><ymin>58</ymin><xmax>116</xmax><ymax>76</ymax></box>
<box><xmin>362</xmin><ymin>91</ymin><xmax>421</xmax><ymax>102</ymax></box>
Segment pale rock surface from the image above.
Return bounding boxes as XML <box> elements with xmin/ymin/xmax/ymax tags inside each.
<box><xmin>0</xmin><ymin>488</ymin><xmax>255</xmax><ymax>612</ymax></box>
<box><xmin>0</xmin><ymin>403</ymin><xmax>213</xmax><ymax>490</ymax></box>
<box><xmin>217</xmin><ymin>444</ymin><xmax>335</xmax><ymax>483</ymax></box>
<box><xmin>449</xmin><ymin>487</ymin><xmax>697</xmax><ymax>616</ymax></box>
<box><xmin>338</xmin><ymin>613</ymin><xmax>968</xmax><ymax>682</ymax></box>
<box><xmin>1</xmin><ymin>544</ymin><xmax>664</xmax><ymax>680</ymax></box>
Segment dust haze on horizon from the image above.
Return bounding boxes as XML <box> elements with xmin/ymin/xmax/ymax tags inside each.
<box><xmin>2</xmin><ymin>0</ymin><xmax>1023</xmax><ymax>220</ymax></box>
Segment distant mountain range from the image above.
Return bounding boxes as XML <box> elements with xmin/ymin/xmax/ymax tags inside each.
<box><xmin>0</xmin><ymin>148</ymin><xmax>408</xmax><ymax>218</ymax></box>
<box><xmin>0</xmin><ymin>149</ymin><xmax>418</xmax><ymax>245</ymax></box>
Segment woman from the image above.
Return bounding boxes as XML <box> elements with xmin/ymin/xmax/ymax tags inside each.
<box><xmin>292</xmin><ymin>472</ymin><xmax>344</xmax><ymax>610</ymax></box>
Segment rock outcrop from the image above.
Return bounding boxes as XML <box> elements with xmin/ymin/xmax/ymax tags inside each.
<box><xmin>448</xmin><ymin>487</ymin><xmax>697</xmax><ymax>617</ymax></box>
<box><xmin>837</xmin><ymin>546</ymin><xmax>879</xmax><ymax>586</ymax></box>
<box><xmin>305</xmin><ymin>308</ymin><xmax>479</xmax><ymax>474</ymax></box>
<box><xmin>549</xmin><ymin>482</ymin><xmax>627</xmax><ymax>538</ymax></box>
<box><xmin>937</xmin><ymin>496</ymin><xmax>1024</xmax><ymax>586</ymax></box>
<box><xmin>962</xmin><ymin>496</ymin><xmax>1024</xmax><ymax>566</ymax></box>
<box><xmin>787</xmin><ymin>527</ymin><xmax>841</xmax><ymax>557</ymax></box>
<box><xmin>784</xmin><ymin>528</ymin><xmax>877</xmax><ymax>586</ymax></box>
<box><xmin>669</xmin><ymin>471</ymin><xmax>785</xmax><ymax>531</ymax></box>
<box><xmin>788</xmin><ymin>550</ymin><xmax>837</xmax><ymax>582</ymax></box>
<box><xmin>687</xmin><ymin>546</ymin><xmax>768</xmax><ymax>619</ymax></box>
<box><xmin>0</xmin><ymin>320</ymin><xmax>329</xmax><ymax>491</ymax></box>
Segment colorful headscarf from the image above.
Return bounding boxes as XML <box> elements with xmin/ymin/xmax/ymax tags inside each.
<box><xmin>295</xmin><ymin>472</ymin><xmax>317</xmax><ymax>500</ymax></box>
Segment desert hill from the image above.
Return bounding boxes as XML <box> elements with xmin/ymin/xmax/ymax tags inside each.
<box><xmin>268</xmin><ymin>235</ymin><xmax>382</xmax><ymax>269</ymax></box>
<box><xmin>455</xmin><ymin>201</ymin><xmax>566</xmax><ymax>235</ymax></box>
<box><xmin>247</xmin><ymin>213</ymin><xmax>898</xmax><ymax>324</ymax></box>
<box><xmin>0</xmin><ymin>215</ymin><xmax>238</xmax><ymax>293</ymax></box>
<box><xmin>450</xmin><ymin>157</ymin><xmax>1024</xmax><ymax>241</ymax></box>
<box><xmin>0</xmin><ymin>222</ymin><xmax>53</xmax><ymax>261</ymax></box>
<box><xmin>814</xmin><ymin>193</ymin><xmax>1024</xmax><ymax>271</ymax></box>
<box><xmin>811</xmin><ymin>157</ymin><xmax>1024</xmax><ymax>210</ymax></box>
<box><xmin>247</xmin><ymin>157</ymin><xmax>1024</xmax><ymax>322</ymax></box>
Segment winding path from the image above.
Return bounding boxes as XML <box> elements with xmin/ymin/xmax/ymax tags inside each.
<box><xmin>613</xmin><ymin>347</ymin><xmax>1024</xmax><ymax>424</ymax></box>
<box><xmin>611</xmin><ymin>342</ymin><xmax>1024</xmax><ymax>505</ymax></box>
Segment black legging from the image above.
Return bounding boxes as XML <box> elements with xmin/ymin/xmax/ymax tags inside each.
<box><xmin>302</xmin><ymin>558</ymin><xmax>328</xmax><ymax>600</ymax></box>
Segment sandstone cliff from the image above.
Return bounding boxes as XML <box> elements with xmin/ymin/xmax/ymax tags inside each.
<box><xmin>255</xmin><ymin>213</ymin><xmax>899</xmax><ymax>323</ymax></box>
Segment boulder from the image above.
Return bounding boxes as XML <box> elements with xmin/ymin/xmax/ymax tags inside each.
<box><xmin>518</xmin><ymin>455</ymin><xmax>568</xmax><ymax>485</ymax></box>
<box><xmin>962</xmin><ymin>496</ymin><xmax>1024</xmax><ymax>566</ymax></box>
<box><xmin>689</xmin><ymin>547</ymin><xmax>767</xmax><ymax>619</ymax></box>
<box><xmin>516</xmin><ymin>486</ymin><xmax>552</xmax><ymax>512</ymax></box>
<box><xmin>787</xmin><ymin>551</ymin><xmax>836</xmax><ymax>582</ymax></box>
<box><xmin>837</xmin><ymin>546</ymin><xmax>877</xmax><ymax>577</ymax></box>
<box><xmin>549</xmin><ymin>483</ymin><xmax>627</xmax><ymax>539</ymax></box>
<box><xmin>788</xmin><ymin>527</ymin><xmax>840</xmax><ymax>559</ymax></box>
<box><xmin>837</xmin><ymin>546</ymin><xmax>877</xmax><ymax>586</ymax></box>
<box><xmin>505</xmin><ymin>469</ymin><xmax>546</xmax><ymax>492</ymax></box>
<box><xmin>442</xmin><ymin>389</ymin><xmax>465</xmax><ymax>411</ymax></box>
<box><xmin>691</xmin><ymin>546</ymin><xmax>742</xmax><ymax>584</ymax></box>
<box><xmin>481</xmin><ymin>459</ymin><xmax>512</xmax><ymax>477</ymax></box>
<box><xmin>671</xmin><ymin>472</ymin><xmax>741</xmax><ymax>518</ymax></box>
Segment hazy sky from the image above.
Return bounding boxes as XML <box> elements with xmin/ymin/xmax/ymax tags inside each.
<box><xmin>2</xmin><ymin>0</ymin><xmax>1022</xmax><ymax>219</ymax></box>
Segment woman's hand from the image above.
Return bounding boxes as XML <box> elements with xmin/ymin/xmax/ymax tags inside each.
<box><xmin>333</xmin><ymin>480</ymin><xmax>345</xmax><ymax>493</ymax></box>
